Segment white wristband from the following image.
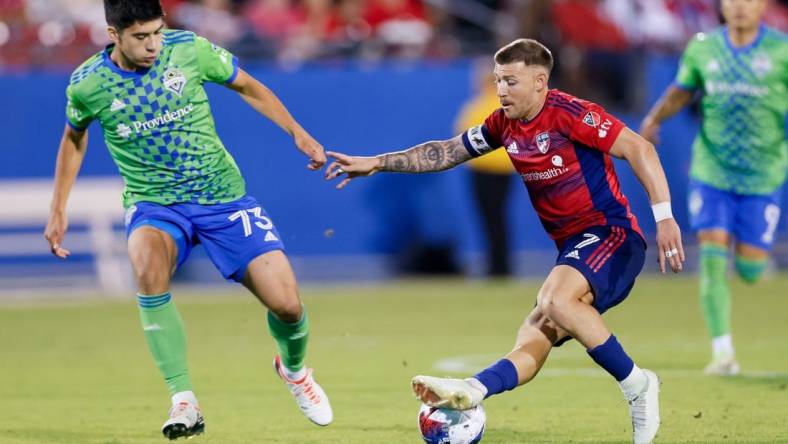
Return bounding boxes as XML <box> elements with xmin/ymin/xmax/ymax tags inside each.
<box><xmin>651</xmin><ymin>202</ymin><xmax>673</xmax><ymax>222</ymax></box>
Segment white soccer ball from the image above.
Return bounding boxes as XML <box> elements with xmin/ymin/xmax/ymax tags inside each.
<box><xmin>418</xmin><ymin>403</ymin><xmax>486</xmax><ymax>444</ymax></box>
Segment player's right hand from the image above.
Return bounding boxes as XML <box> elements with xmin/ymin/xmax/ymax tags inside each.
<box><xmin>656</xmin><ymin>218</ymin><xmax>684</xmax><ymax>274</ymax></box>
<box><xmin>639</xmin><ymin>117</ymin><xmax>660</xmax><ymax>145</ymax></box>
<box><xmin>325</xmin><ymin>151</ymin><xmax>381</xmax><ymax>189</ymax></box>
<box><xmin>44</xmin><ymin>210</ymin><xmax>71</xmax><ymax>259</ymax></box>
<box><xmin>293</xmin><ymin>130</ymin><xmax>327</xmax><ymax>171</ymax></box>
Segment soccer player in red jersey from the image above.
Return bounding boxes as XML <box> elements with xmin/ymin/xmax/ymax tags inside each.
<box><xmin>325</xmin><ymin>39</ymin><xmax>684</xmax><ymax>444</ymax></box>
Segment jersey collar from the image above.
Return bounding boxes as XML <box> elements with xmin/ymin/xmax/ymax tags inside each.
<box><xmin>723</xmin><ymin>24</ymin><xmax>765</xmax><ymax>55</ymax></box>
<box><xmin>102</xmin><ymin>44</ymin><xmax>153</xmax><ymax>78</ymax></box>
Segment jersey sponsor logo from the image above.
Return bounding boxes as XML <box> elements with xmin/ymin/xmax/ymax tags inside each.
<box><xmin>467</xmin><ymin>125</ymin><xmax>491</xmax><ymax>154</ymax></box>
<box><xmin>110</xmin><ymin>98</ymin><xmax>126</xmax><ymax>112</ymax></box>
<box><xmin>582</xmin><ymin>111</ymin><xmax>601</xmax><ymax>127</ymax></box>
<box><xmin>598</xmin><ymin>119</ymin><xmax>612</xmax><ymax>138</ymax></box>
<box><xmin>704</xmin><ymin>80</ymin><xmax>767</xmax><ymax>97</ymax></box>
<box><xmin>163</xmin><ymin>66</ymin><xmax>187</xmax><ymax>96</ymax></box>
<box><xmin>751</xmin><ymin>52</ymin><xmax>772</xmax><ymax>78</ymax></box>
<box><xmin>507</xmin><ymin>141</ymin><xmax>519</xmax><ymax>154</ymax></box>
<box><xmin>131</xmin><ymin>103</ymin><xmax>195</xmax><ymax>135</ymax></box>
<box><xmin>564</xmin><ymin>250</ymin><xmax>580</xmax><ymax>260</ymax></box>
<box><xmin>521</xmin><ymin>165</ymin><xmax>568</xmax><ymax>182</ymax></box>
<box><xmin>535</xmin><ymin>131</ymin><xmax>550</xmax><ymax>153</ymax></box>
<box><xmin>116</xmin><ymin>123</ymin><xmax>132</xmax><ymax>139</ymax></box>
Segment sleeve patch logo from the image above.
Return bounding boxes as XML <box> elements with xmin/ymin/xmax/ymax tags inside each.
<box><xmin>582</xmin><ymin>111</ymin><xmax>601</xmax><ymax>128</ymax></box>
<box><xmin>211</xmin><ymin>43</ymin><xmax>230</xmax><ymax>65</ymax></box>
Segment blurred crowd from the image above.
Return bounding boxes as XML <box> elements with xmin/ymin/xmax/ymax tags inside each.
<box><xmin>0</xmin><ymin>0</ymin><xmax>786</xmax><ymax>104</ymax></box>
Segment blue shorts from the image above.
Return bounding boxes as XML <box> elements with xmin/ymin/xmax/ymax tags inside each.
<box><xmin>125</xmin><ymin>195</ymin><xmax>286</xmax><ymax>282</ymax></box>
<box><xmin>555</xmin><ymin>225</ymin><xmax>646</xmax><ymax>315</ymax></box>
<box><xmin>688</xmin><ymin>180</ymin><xmax>783</xmax><ymax>250</ymax></box>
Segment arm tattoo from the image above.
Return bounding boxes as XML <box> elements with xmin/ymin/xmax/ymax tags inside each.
<box><xmin>377</xmin><ymin>136</ymin><xmax>471</xmax><ymax>173</ymax></box>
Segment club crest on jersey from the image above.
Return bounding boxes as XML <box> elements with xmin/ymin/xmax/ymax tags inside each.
<box><xmin>751</xmin><ymin>52</ymin><xmax>772</xmax><ymax>78</ymax></box>
<box><xmin>582</xmin><ymin>111</ymin><xmax>601</xmax><ymax>128</ymax></box>
<box><xmin>535</xmin><ymin>132</ymin><xmax>550</xmax><ymax>153</ymax></box>
<box><xmin>162</xmin><ymin>67</ymin><xmax>187</xmax><ymax>96</ymax></box>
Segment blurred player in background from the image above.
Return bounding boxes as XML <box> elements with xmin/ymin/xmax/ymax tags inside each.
<box><xmin>640</xmin><ymin>0</ymin><xmax>786</xmax><ymax>376</ymax></box>
<box><xmin>326</xmin><ymin>38</ymin><xmax>685</xmax><ymax>444</ymax></box>
<box><xmin>44</xmin><ymin>0</ymin><xmax>333</xmax><ymax>439</ymax></box>
<box><xmin>456</xmin><ymin>60</ymin><xmax>516</xmax><ymax>278</ymax></box>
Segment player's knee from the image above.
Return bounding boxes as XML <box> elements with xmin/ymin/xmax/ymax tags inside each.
<box><xmin>133</xmin><ymin>266</ymin><xmax>171</xmax><ymax>294</ymax></box>
<box><xmin>734</xmin><ymin>256</ymin><xmax>767</xmax><ymax>284</ymax></box>
<box><xmin>128</xmin><ymin>248</ymin><xmax>171</xmax><ymax>292</ymax></box>
<box><xmin>536</xmin><ymin>290</ymin><xmax>568</xmax><ymax>322</ymax></box>
<box><xmin>269</xmin><ymin>298</ymin><xmax>303</xmax><ymax>323</ymax></box>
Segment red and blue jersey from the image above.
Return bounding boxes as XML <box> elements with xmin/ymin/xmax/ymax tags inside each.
<box><xmin>461</xmin><ymin>89</ymin><xmax>643</xmax><ymax>245</ymax></box>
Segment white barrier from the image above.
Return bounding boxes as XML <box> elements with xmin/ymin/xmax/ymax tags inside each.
<box><xmin>0</xmin><ymin>177</ymin><xmax>132</xmax><ymax>295</ymax></box>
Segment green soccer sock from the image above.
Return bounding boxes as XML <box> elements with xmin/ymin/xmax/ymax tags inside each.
<box><xmin>734</xmin><ymin>255</ymin><xmax>767</xmax><ymax>284</ymax></box>
<box><xmin>268</xmin><ymin>309</ymin><xmax>309</xmax><ymax>371</ymax></box>
<box><xmin>138</xmin><ymin>293</ymin><xmax>192</xmax><ymax>396</ymax></box>
<box><xmin>699</xmin><ymin>244</ymin><xmax>731</xmax><ymax>339</ymax></box>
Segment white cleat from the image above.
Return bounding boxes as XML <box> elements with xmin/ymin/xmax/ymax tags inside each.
<box><xmin>627</xmin><ymin>369</ymin><xmax>660</xmax><ymax>444</ymax></box>
<box><xmin>704</xmin><ymin>356</ymin><xmax>740</xmax><ymax>376</ymax></box>
<box><xmin>273</xmin><ymin>355</ymin><xmax>333</xmax><ymax>426</ymax></box>
<box><xmin>411</xmin><ymin>375</ymin><xmax>485</xmax><ymax>410</ymax></box>
<box><xmin>161</xmin><ymin>401</ymin><xmax>205</xmax><ymax>440</ymax></box>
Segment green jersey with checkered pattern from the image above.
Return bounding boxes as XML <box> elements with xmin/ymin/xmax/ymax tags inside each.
<box><xmin>675</xmin><ymin>26</ymin><xmax>787</xmax><ymax>195</ymax></box>
<box><xmin>65</xmin><ymin>29</ymin><xmax>245</xmax><ymax>207</ymax></box>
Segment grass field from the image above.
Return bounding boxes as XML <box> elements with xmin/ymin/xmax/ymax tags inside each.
<box><xmin>1</xmin><ymin>275</ymin><xmax>787</xmax><ymax>444</ymax></box>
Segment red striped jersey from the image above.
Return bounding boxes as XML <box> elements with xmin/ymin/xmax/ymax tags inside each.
<box><xmin>461</xmin><ymin>89</ymin><xmax>643</xmax><ymax>245</ymax></box>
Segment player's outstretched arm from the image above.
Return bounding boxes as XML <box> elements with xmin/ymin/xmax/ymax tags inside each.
<box><xmin>44</xmin><ymin>124</ymin><xmax>89</xmax><ymax>258</ymax></box>
<box><xmin>324</xmin><ymin>135</ymin><xmax>471</xmax><ymax>189</ymax></box>
<box><xmin>639</xmin><ymin>85</ymin><xmax>694</xmax><ymax>144</ymax></box>
<box><xmin>227</xmin><ymin>69</ymin><xmax>326</xmax><ymax>170</ymax></box>
<box><xmin>609</xmin><ymin>127</ymin><xmax>685</xmax><ymax>274</ymax></box>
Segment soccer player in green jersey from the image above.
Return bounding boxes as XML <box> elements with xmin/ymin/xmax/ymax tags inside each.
<box><xmin>640</xmin><ymin>0</ymin><xmax>786</xmax><ymax>375</ymax></box>
<box><xmin>43</xmin><ymin>0</ymin><xmax>333</xmax><ymax>439</ymax></box>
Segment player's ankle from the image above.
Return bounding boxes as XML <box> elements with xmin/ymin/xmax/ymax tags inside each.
<box><xmin>618</xmin><ymin>365</ymin><xmax>648</xmax><ymax>399</ymax></box>
<box><xmin>171</xmin><ymin>390</ymin><xmax>198</xmax><ymax>406</ymax></box>
<box><xmin>711</xmin><ymin>334</ymin><xmax>734</xmax><ymax>358</ymax></box>
<box><xmin>283</xmin><ymin>365</ymin><xmax>307</xmax><ymax>381</ymax></box>
<box><xmin>464</xmin><ymin>377</ymin><xmax>489</xmax><ymax>398</ymax></box>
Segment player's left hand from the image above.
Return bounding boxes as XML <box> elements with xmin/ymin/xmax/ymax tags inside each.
<box><xmin>325</xmin><ymin>151</ymin><xmax>381</xmax><ymax>189</ymax></box>
<box><xmin>294</xmin><ymin>130</ymin><xmax>327</xmax><ymax>170</ymax></box>
<box><xmin>656</xmin><ymin>218</ymin><xmax>684</xmax><ymax>274</ymax></box>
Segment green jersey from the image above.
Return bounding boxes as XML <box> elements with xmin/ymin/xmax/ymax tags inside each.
<box><xmin>65</xmin><ymin>29</ymin><xmax>246</xmax><ymax>207</ymax></box>
<box><xmin>675</xmin><ymin>26</ymin><xmax>787</xmax><ymax>195</ymax></box>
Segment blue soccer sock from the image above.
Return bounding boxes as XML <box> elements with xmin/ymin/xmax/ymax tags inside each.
<box><xmin>472</xmin><ymin>359</ymin><xmax>519</xmax><ymax>399</ymax></box>
<box><xmin>588</xmin><ymin>335</ymin><xmax>647</xmax><ymax>397</ymax></box>
<box><xmin>587</xmin><ymin>335</ymin><xmax>635</xmax><ymax>381</ymax></box>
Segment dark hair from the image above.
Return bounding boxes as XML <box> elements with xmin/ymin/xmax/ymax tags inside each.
<box><xmin>494</xmin><ymin>39</ymin><xmax>553</xmax><ymax>73</ymax></box>
<box><xmin>104</xmin><ymin>0</ymin><xmax>164</xmax><ymax>31</ymax></box>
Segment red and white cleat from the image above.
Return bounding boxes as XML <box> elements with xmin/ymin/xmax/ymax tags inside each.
<box><xmin>273</xmin><ymin>355</ymin><xmax>333</xmax><ymax>426</ymax></box>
